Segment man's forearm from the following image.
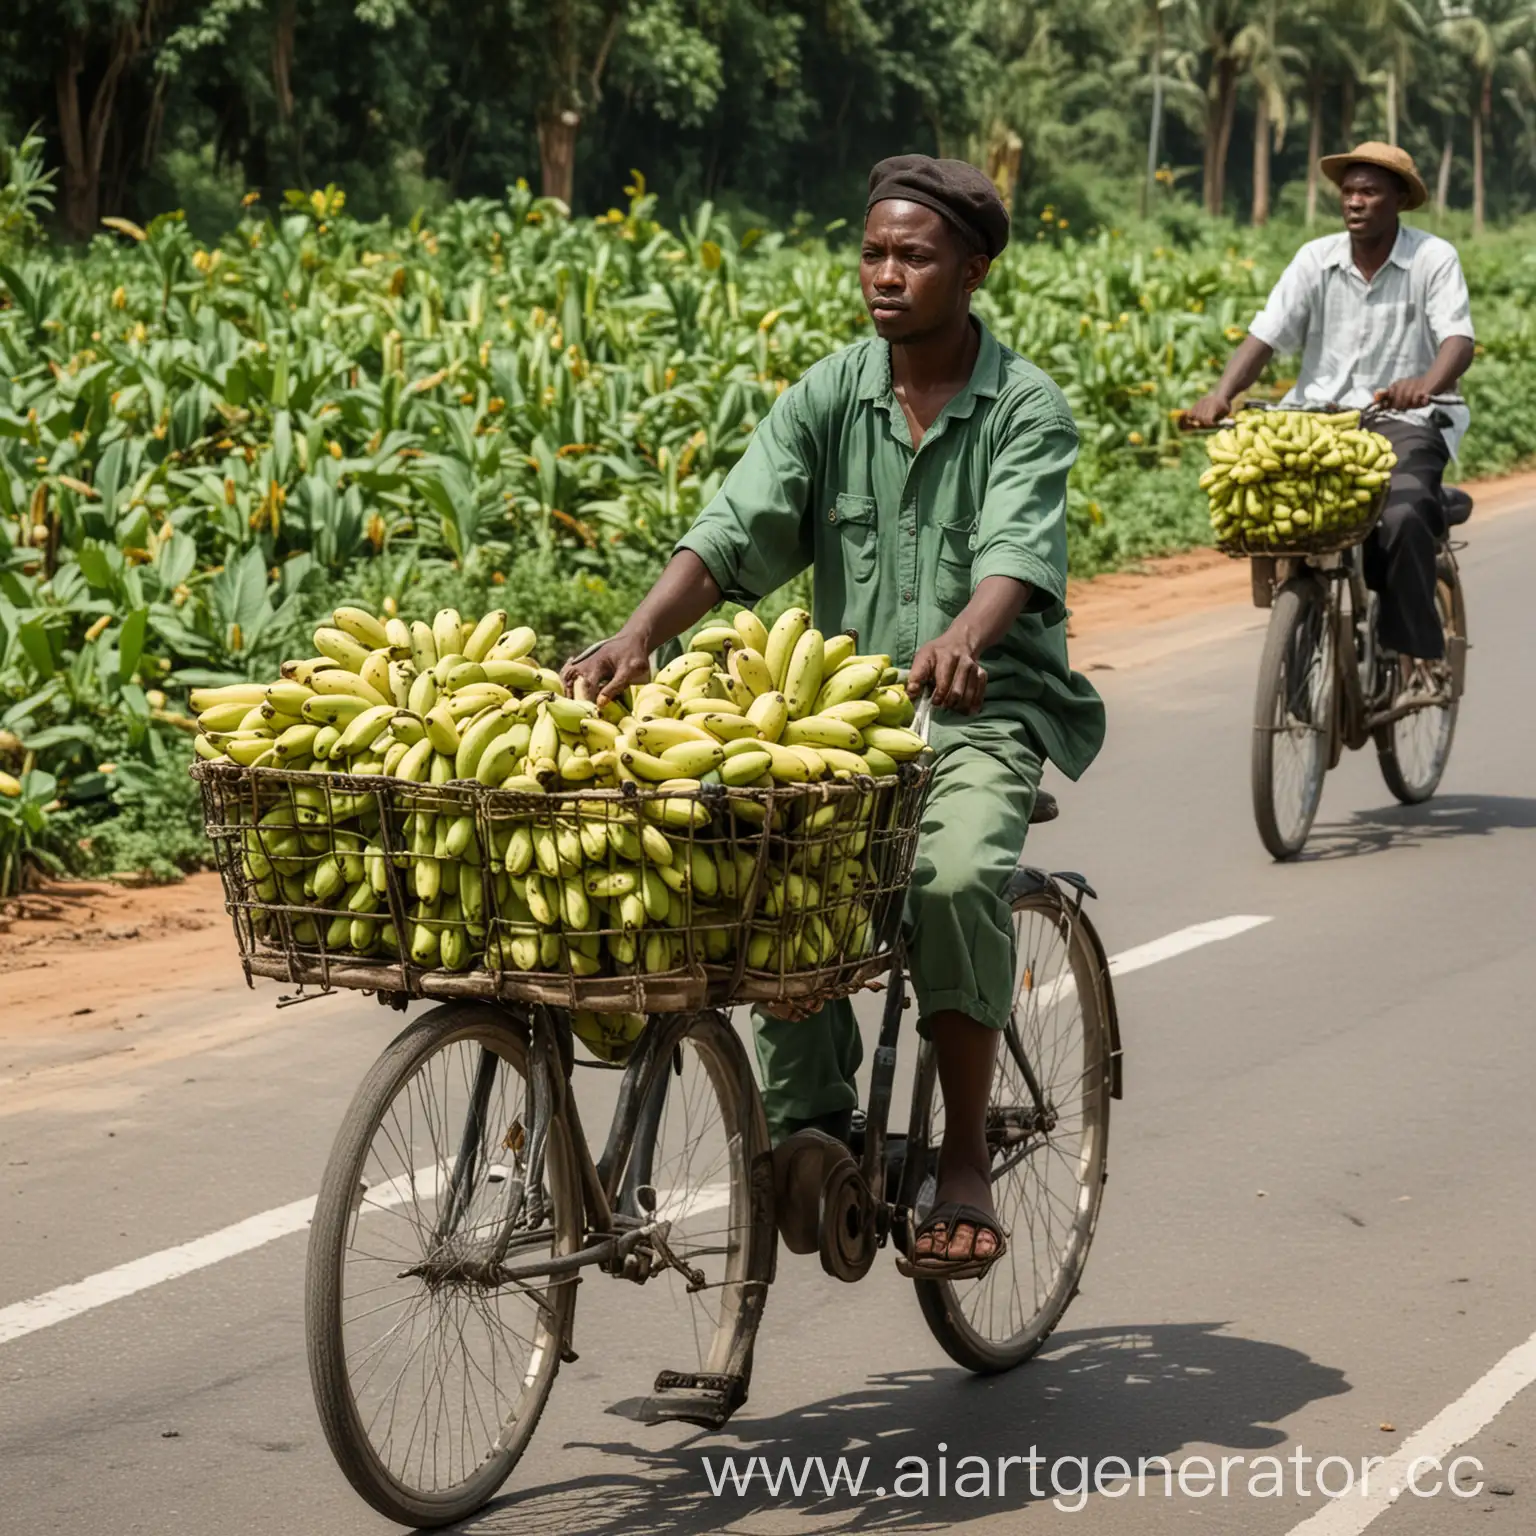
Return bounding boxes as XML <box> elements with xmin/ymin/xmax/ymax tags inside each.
<box><xmin>1422</xmin><ymin>336</ymin><xmax>1475</xmax><ymax>395</ymax></box>
<box><xmin>1212</xmin><ymin>335</ymin><xmax>1276</xmax><ymax>405</ymax></box>
<box><xmin>949</xmin><ymin>575</ymin><xmax>1031</xmax><ymax>653</ymax></box>
<box><xmin>619</xmin><ymin>550</ymin><xmax>724</xmax><ymax>651</ymax></box>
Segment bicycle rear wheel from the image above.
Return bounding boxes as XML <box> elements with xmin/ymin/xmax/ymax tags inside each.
<box><xmin>604</xmin><ymin>1010</ymin><xmax>773</xmax><ymax>1425</ymax></box>
<box><xmin>306</xmin><ymin>1003</ymin><xmax>580</xmax><ymax>1528</ymax></box>
<box><xmin>1252</xmin><ymin>576</ymin><xmax>1335</xmax><ymax>860</ymax></box>
<box><xmin>910</xmin><ymin>884</ymin><xmax>1113</xmax><ymax>1373</ymax></box>
<box><xmin>1375</xmin><ymin>554</ymin><xmax>1463</xmax><ymax>804</ymax></box>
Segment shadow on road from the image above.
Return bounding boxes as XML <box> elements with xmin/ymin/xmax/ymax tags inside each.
<box><xmin>443</xmin><ymin>1322</ymin><xmax>1349</xmax><ymax>1534</ymax></box>
<box><xmin>1300</xmin><ymin>793</ymin><xmax>1536</xmax><ymax>862</ymax></box>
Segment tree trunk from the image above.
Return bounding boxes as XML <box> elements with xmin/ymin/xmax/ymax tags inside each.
<box><xmin>537</xmin><ymin>107</ymin><xmax>580</xmax><ymax>207</ymax></box>
<box><xmin>1210</xmin><ymin>57</ymin><xmax>1238</xmax><ymax>216</ymax></box>
<box><xmin>272</xmin><ymin>0</ymin><xmax>297</xmax><ymax>122</ymax></box>
<box><xmin>1472</xmin><ymin>75</ymin><xmax>1487</xmax><ymax>237</ymax></box>
<box><xmin>1305</xmin><ymin>75</ymin><xmax>1323</xmax><ymax>226</ymax></box>
<box><xmin>1341</xmin><ymin>75</ymin><xmax>1355</xmax><ymax>147</ymax></box>
<box><xmin>55</xmin><ymin>36</ymin><xmax>97</xmax><ymax>240</ymax></box>
<box><xmin>1385</xmin><ymin>67</ymin><xmax>1397</xmax><ymax>147</ymax></box>
<box><xmin>1252</xmin><ymin>90</ymin><xmax>1271</xmax><ymax>226</ymax></box>
<box><xmin>1145</xmin><ymin>5</ymin><xmax>1165</xmax><ymax>211</ymax></box>
<box><xmin>1436</xmin><ymin>129</ymin><xmax>1453</xmax><ymax>217</ymax></box>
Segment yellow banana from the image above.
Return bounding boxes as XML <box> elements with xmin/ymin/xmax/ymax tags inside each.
<box><xmin>488</xmin><ymin>624</ymin><xmax>538</xmax><ymax>661</ymax></box>
<box><xmin>474</xmin><ymin>730</ymin><xmax>521</xmax><ymax>786</ymax></box>
<box><xmin>762</xmin><ymin>741</ymin><xmax>810</xmax><ymax>782</ymax></box>
<box><xmin>310</xmin><ymin>668</ymin><xmax>390</xmax><ymax>706</ymax></box>
<box><xmin>332</xmin><ymin>703</ymin><xmax>397</xmax><ymax>758</ymax></box>
<box><xmin>862</xmin><ymin>724</ymin><xmax>926</xmax><ymax>760</ymax></box>
<box><xmin>821</xmin><ymin>632</ymin><xmax>858</xmax><ymax>671</ymax></box>
<box><xmin>874</xmin><ymin>686</ymin><xmax>916</xmax><ymax>726</ymax></box>
<box><xmin>817</xmin><ymin>746</ymin><xmax>872</xmax><ymax>777</ymax></box>
<box><xmin>578</xmin><ymin>716</ymin><xmax>619</xmax><ymax>750</ymax></box>
<box><xmin>655</xmin><ymin>650</ymin><xmax>714</xmax><ymax>689</ymax></box>
<box><xmin>720</xmin><ymin>749</ymin><xmax>772</xmax><ymax>785</ymax></box>
<box><xmin>659</xmin><ymin>739</ymin><xmax>724</xmax><ymax>777</ymax></box>
<box><xmin>546</xmin><ymin>696</ymin><xmax>596</xmax><ymax>732</ymax></box>
<box><xmin>444</xmin><ymin>660</ymin><xmax>488</xmax><ymax>691</ymax></box>
<box><xmin>820</xmin><ymin>699</ymin><xmax>881</xmax><ymax>729</ymax></box>
<box><xmin>745</xmin><ymin>690</ymin><xmax>788</xmax><ymax>742</ymax></box>
<box><xmin>462</xmin><ymin>609</ymin><xmax>506</xmax><ymax>662</ymax></box>
<box><xmin>782</xmin><ymin>713</ymin><xmax>861</xmax><ymax>751</ymax></box>
<box><xmin>424</xmin><ymin>704</ymin><xmax>460</xmax><ymax>754</ymax></box>
<box><xmin>197</xmin><ymin>700</ymin><xmax>254</xmax><ymax>733</ymax></box>
<box><xmin>764</xmin><ymin>606</ymin><xmax>810</xmax><ymax>689</ymax></box>
<box><xmin>385</xmin><ymin>617</ymin><xmax>412</xmax><ymax>650</ymax></box>
<box><xmin>332</xmin><ymin>606</ymin><xmax>389</xmax><ymax>650</ymax></box>
<box><xmin>394</xmin><ymin>738</ymin><xmax>434</xmax><ymax>781</ymax></box>
<box><xmin>634</xmin><ymin>716</ymin><xmax>714</xmax><ymax>753</ymax></box>
<box><xmin>782</xmin><ymin>629</ymin><xmax>824</xmax><ymax>719</ymax></box>
<box><xmin>302</xmin><ymin>694</ymin><xmax>372</xmax><ymax>727</ymax></box>
<box><xmin>406</xmin><ymin>669</ymin><xmax>438</xmax><ymax>716</ymax></box>
<box><xmin>619</xmin><ymin>746</ymin><xmax>678</xmax><ymax>783</ymax></box>
<box><xmin>265</xmin><ymin>680</ymin><xmax>315</xmax><ymax>716</ymax></box>
<box><xmin>814</xmin><ymin>662</ymin><xmax>882</xmax><ymax>711</ymax></box>
<box><xmin>717</xmin><ymin>672</ymin><xmax>755</xmax><ymax>710</ymax></box>
<box><xmin>456</xmin><ymin>707</ymin><xmax>514</xmax><ymax>779</ymax></box>
<box><xmin>688</xmin><ymin>624</ymin><xmax>740</xmax><ymax>653</ymax></box>
<box><xmin>733</xmin><ymin>608</ymin><xmax>770</xmax><ymax>653</ymax></box>
<box><xmin>409</xmin><ymin>621</ymin><xmax>438</xmax><ymax>673</ymax></box>
<box><xmin>694</xmin><ymin>711</ymin><xmax>760</xmax><ymax>741</ymax></box>
<box><xmin>189</xmin><ymin>683</ymin><xmax>268</xmax><ymax>713</ymax></box>
<box><xmin>727</xmin><ymin>646</ymin><xmax>775</xmax><ymax>697</ymax></box>
<box><xmin>313</xmin><ymin>627</ymin><xmax>372</xmax><ymax>672</ymax></box>
<box><xmin>481</xmin><ymin>658</ymin><xmax>541</xmax><ymax>689</ymax></box>
<box><xmin>432</xmin><ymin>608</ymin><xmax>465</xmax><ymax>661</ymax></box>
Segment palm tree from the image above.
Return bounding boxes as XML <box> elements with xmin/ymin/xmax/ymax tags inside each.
<box><xmin>1437</xmin><ymin>0</ymin><xmax>1536</xmax><ymax>232</ymax></box>
<box><xmin>1362</xmin><ymin>0</ymin><xmax>1430</xmax><ymax>145</ymax></box>
<box><xmin>1175</xmin><ymin>0</ymin><xmax>1248</xmax><ymax>215</ymax></box>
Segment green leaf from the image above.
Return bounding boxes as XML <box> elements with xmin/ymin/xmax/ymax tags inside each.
<box><xmin>16</xmin><ymin>616</ymin><xmax>53</xmax><ymax>677</ymax></box>
<box><xmin>118</xmin><ymin>607</ymin><xmax>150</xmax><ymax>684</ymax></box>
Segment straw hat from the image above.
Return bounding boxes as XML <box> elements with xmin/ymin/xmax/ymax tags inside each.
<box><xmin>1319</xmin><ymin>142</ymin><xmax>1428</xmax><ymax>210</ymax></box>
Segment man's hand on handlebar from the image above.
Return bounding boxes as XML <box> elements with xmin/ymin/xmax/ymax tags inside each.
<box><xmin>1183</xmin><ymin>392</ymin><xmax>1233</xmax><ymax>430</ymax></box>
<box><xmin>1374</xmin><ymin>375</ymin><xmax>1434</xmax><ymax>412</ymax></box>
<box><xmin>908</xmin><ymin>630</ymin><xmax>987</xmax><ymax>714</ymax></box>
<box><xmin>561</xmin><ymin>629</ymin><xmax>652</xmax><ymax>706</ymax></box>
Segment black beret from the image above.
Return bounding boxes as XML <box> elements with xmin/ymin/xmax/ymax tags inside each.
<box><xmin>867</xmin><ymin>154</ymin><xmax>1010</xmax><ymax>260</ymax></box>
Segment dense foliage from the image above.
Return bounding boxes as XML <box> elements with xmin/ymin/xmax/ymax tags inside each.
<box><xmin>3</xmin><ymin>0</ymin><xmax>1536</xmax><ymax>240</ymax></box>
<box><xmin>3</xmin><ymin>150</ymin><xmax>1536</xmax><ymax>892</ymax></box>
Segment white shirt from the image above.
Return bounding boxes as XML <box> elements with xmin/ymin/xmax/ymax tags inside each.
<box><xmin>1248</xmin><ymin>224</ymin><xmax>1475</xmax><ymax>455</ymax></box>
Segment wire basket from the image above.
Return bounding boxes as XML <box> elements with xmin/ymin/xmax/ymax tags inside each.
<box><xmin>193</xmin><ymin>757</ymin><xmax>933</xmax><ymax>1015</ymax></box>
<box><xmin>1216</xmin><ymin>484</ymin><xmax>1387</xmax><ymax>559</ymax></box>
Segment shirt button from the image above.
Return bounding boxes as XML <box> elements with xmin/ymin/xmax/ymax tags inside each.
<box><xmin>902</xmin><ymin>588</ymin><xmax>914</xmax><ymax>603</ymax></box>
<box><xmin>828</xmin><ymin>510</ymin><xmax>838</xmax><ymax>524</ymax></box>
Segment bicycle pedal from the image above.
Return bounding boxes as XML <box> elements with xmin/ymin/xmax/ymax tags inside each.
<box><xmin>639</xmin><ymin>1370</ymin><xmax>747</xmax><ymax>1430</ymax></box>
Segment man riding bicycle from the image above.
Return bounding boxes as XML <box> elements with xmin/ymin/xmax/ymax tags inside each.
<box><xmin>1186</xmin><ymin>142</ymin><xmax>1475</xmax><ymax>693</ymax></box>
<box><xmin>566</xmin><ymin>155</ymin><xmax>1104</xmax><ymax>1278</ymax></box>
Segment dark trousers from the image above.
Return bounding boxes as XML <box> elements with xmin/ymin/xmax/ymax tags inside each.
<box><xmin>1363</xmin><ymin>417</ymin><xmax>1449</xmax><ymax>660</ymax></box>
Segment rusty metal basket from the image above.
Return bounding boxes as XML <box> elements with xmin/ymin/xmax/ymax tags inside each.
<box><xmin>193</xmin><ymin>756</ymin><xmax>934</xmax><ymax>1015</ymax></box>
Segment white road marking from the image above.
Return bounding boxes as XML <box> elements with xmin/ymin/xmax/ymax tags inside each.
<box><xmin>0</xmin><ymin>912</ymin><xmax>1270</xmax><ymax>1348</ymax></box>
<box><xmin>1106</xmin><ymin>914</ymin><xmax>1273</xmax><ymax>976</ymax></box>
<box><xmin>1032</xmin><ymin>913</ymin><xmax>1272</xmax><ymax>1010</ymax></box>
<box><xmin>1284</xmin><ymin>1325</ymin><xmax>1536</xmax><ymax>1534</ymax></box>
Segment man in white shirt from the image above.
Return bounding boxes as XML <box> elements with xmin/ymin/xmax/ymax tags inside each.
<box><xmin>1187</xmin><ymin>142</ymin><xmax>1476</xmax><ymax>668</ymax></box>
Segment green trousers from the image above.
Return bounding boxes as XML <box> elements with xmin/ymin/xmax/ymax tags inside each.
<box><xmin>751</xmin><ymin>742</ymin><xmax>1042</xmax><ymax>1144</ymax></box>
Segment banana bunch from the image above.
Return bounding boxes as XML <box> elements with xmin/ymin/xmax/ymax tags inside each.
<box><xmin>194</xmin><ymin>603</ymin><xmax>931</xmax><ymax>990</ymax></box>
<box><xmin>1200</xmin><ymin>411</ymin><xmax>1397</xmax><ymax>551</ymax></box>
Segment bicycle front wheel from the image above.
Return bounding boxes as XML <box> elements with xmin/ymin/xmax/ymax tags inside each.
<box><xmin>605</xmin><ymin>1010</ymin><xmax>773</xmax><ymax>1419</ymax></box>
<box><xmin>911</xmin><ymin>884</ymin><xmax>1114</xmax><ymax>1373</ymax></box>
<box><xmin>1252</xmin><ymin>576</ymin><xmax>1335</xmax><ymax>860</ymax></box>
<box><xmin>1375</xmin><ymin>554</ymin><xmax>1463</xmax><ymax>803</ymax></box>
<box><xmin>306</xmin><ymin>1003</ymin><xmax>581</xmax><ymax>1528</ymax></box>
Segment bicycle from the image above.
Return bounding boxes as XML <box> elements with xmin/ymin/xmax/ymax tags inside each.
<box><xmin>293</xmin><ymin>790</ymin><xmax>1123</xmax><ymax>1527</ymax></box>
<box><xmin>1193</xmin><ymin>402</ymin><xmax>1469</xmax><ymax>861</ymax></box>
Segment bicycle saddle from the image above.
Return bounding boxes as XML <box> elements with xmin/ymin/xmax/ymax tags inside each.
<box><xmin>1442</xmin><ymin>486</ymin><xmax>1473</xmax><ymax>527</ymax></box>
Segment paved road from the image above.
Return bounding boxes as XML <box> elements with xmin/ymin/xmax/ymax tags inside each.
<box><xmin>3</xmin><ymin>508</ymin><xmax>1533</xmax><ymax>1535</ymax></box>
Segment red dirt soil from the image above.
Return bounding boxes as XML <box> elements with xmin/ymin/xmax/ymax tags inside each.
<box><xmin>3</xmin><ymin>469</ymin><xmax>1531</xmax><ymax>1041</ymax></box>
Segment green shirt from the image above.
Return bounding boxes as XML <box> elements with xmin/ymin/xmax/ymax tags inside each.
<box><xmin>675</xmin><ymin>319</ymin><xmax>1105</xmax><ymax>781</ymax></box>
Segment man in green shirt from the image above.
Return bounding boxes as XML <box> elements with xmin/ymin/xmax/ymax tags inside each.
<box><xmin>567</xmin><ymin>155</ymin><xmax>1104</xmax><ymax>1276</ymax></box>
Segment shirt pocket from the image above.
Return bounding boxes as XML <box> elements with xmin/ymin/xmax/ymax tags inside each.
<box><xmin>933</xmin><ymin>522</ymin><xmax>975</xmax><ymax>614</ymax></box>
<box><xmin>828</xmin><ymin>492</ymin><xmax>878</xmax><ymax>582</ymax></box>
